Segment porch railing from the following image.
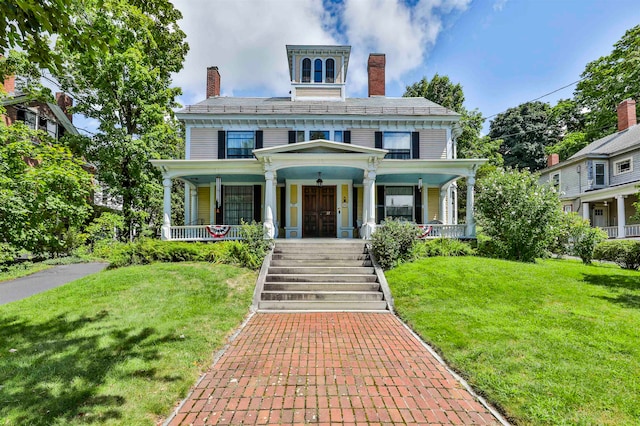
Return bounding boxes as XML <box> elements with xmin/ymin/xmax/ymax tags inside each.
<box><xmin>625</xmin><ymin>224</ymin><xmax>640</xmax><ymax>237</ymax></box>
<box><xmin>417</xmin><ymin>224</ymin><xmax>467</xmax><ymax>239</ymax></box>
<box><xmin>170</xmin><ymin>225</ymin><xmax>242</xmax><ymax>241</ymax></box>
<box><xmin>600</xmin><ymin>226</ymin><xmax>618</xmax><ymax>239</ymax></box>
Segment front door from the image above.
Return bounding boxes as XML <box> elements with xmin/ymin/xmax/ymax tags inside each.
<box><xmin>303</xmin><ymin>186</ymin><xmax>336</xmax><ymax>237</ymax></box>
<box><xmin>593</xmin><ymin>206</ymin><xmax>608</xmax><ymax>228</ymax></box>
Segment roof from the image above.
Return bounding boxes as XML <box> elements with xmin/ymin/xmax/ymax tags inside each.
<box><xmin>178</xmin><ymin>96</ymin><xmax>460</xmax><ymax>117</ymax></box>
<box><xmin>569</xmin><ymin>124</ymin><xmax>640</xmax><ymax>159</ymax></box>
<box><xmin>1</xmin><ymin>93</ymin><xmax>78</xmax><ymax>136</ymax></box>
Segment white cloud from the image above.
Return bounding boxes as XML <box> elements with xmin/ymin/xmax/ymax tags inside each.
<box><xmin>171</xmin><ymin>0</ymin><xmax>470</xmax><ymax>103</ymax></box>
<box><xmin>493</xmin><ymin>0</ymin><xmax>508</xmax><ymax>11</ymax></box>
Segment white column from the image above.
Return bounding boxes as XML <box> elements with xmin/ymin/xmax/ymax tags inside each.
<box><xmin>582</xmin><ymin>202</ymin><xmax>590</xmax><ymax>222</ymax></box>
<box><xmin>361</xmin><ymin>171</ymin><xmax>377</xmax><ymax>239</ymax></box>
<box><xmin>161</xmin><ymin>177</ymin><xmax>172</xmax><ymax>240</ymax></box>
<box><xmin>184</xmin><ymin>182</ymin><xmax>190</xmax><ymax>225</ymax></box>
<box><xmin>361</xmin><ymin>178</ymin><xmax>369</xmax><ymax>238</ymax></box>
<box><xmin>617</xmin><ymin>195</ymin><xmax>626</xmax><ymax>239</ymax></box>
<box><xmin>263</xmin><ymin>171</ymin><xmax>275</xmax><ymax>238</ymax></box>
<box><xmin>440</xmin><ymin>187</ymin><xmax>447</xmax><ymax>224</ymax></box>
<box><xmin>466</xmin><ymin>176</ymin><xmax>475</xmax><ymax>237</ymax></box>
<box><xmin>190</xmin><ymin>185</ymin><xmax>198</xmax><ymax>225</ymax></box>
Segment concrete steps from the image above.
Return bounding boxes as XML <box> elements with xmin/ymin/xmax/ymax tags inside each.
<box><xmin>257</xmin><ymin>241</ymin><xmax>388</xmax><ymax>312</ymax></box>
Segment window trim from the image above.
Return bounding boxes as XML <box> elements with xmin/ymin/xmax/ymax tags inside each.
<box><xmin>384</xmin><ymin>186</ymin><xmax>415</xmax><ymax>221</ymax></box>
<box><xmin>226</xmin><ymin>130</ymin><xmax>255</xmax><ymax>159</ymax></box>
<box><xmin>223</xmin><ymin>185</ymin><xmax>254</xmax><ymax>225</ymax></box>
<box><xmin>613</xmin><ymin>157</ymin><xmax>633</xmax><ymax>176</ymax></box>
<box><xmin>594</xmin><ymin>161</ymin><xmax>607</xmax><ymax>186</ymax></box>
<box><xmin>293</xmin><ymin>129</ymin><xmax>346</xmax><ymax>142</ymax></box>
<box><xmin>382</xmin><ymin>131</ymin><xmax>412</xmax><ymax>159</ymax></box>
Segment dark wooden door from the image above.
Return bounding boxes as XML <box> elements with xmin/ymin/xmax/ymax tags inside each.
<box><xmin>303</xmin><ymin>186</ymin><xmax>336</xmax><ymax>238</ymax></box>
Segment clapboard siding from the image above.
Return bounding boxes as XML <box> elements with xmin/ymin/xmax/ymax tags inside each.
<box><xmin>264</xmin><ymin>129</ymin><xmax>288</xmax><ymax>148</ymax></box>
<box><xmin>350</xmin><ymin>129</ymin><xmax>375</xmax><ymax>148</ymax></box>
<box><xmin>610</xmin><ymin>151</ymin><xmax>640</xmax><ymax>186</ymax></box>
<box><xmin>419</xmin><ymin>129</ymin><xmax>446</xmax><ymax>159</ymax></box>
<box><xmin>190</xmin><ymin>128</ymin><xmax>218</xmax><ymax>159</ymax></box>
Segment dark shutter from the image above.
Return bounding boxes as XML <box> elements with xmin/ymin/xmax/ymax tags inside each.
<box><xmin>215</xmin><ymin>186</ymin><xmax>224</xmax><ymax>224</ymax></box>
<box><xmin>414</xmin><ymin>186</ymin><xmax>422</xmax><ymax>223</ymax></box>
<box><xmin>375</xmin><ymin>131</ymin><xmax>383</xmax><ymax>149</ymax></box>
<box><xmin>344</xmin><ymin>130</ymin><xmax>351</xmax><ymax>144</ymax></box>
<box><xmin>376</xmin><ymin>186</ymin><xmax>385</xmax><ymax>224</ymax></box>
<box><xmin>352</xmin><ymin>187</ymin><xmax>358</xmax><ymax>231</ymax></box>
<box><xmin>255</xmin><ymin>130</ymin><xmax>263</xmax><ymax>149</ymax></box>
<box><xmin>253</xmin><ymin>185</ymin><xmax>262</xmax><ymax>222</ymax></box>
<box><xmin>288</xmin><ymin>130</ymin><xmax>296</xmax><ymax>144</ymax></box>
<box><xmin>218</xmin><ymin>130</ymin><xmax>226</xmax><ymax>159</ymax></box>
<box><xmin>412</xmin><ymin>131</ymin><xmax>420</xmax><ymax>159</ymax></box>
<box><xmin>279</xmin><ymin>186</ymin><xmax>286</xmax><ymax>230</ymax></box>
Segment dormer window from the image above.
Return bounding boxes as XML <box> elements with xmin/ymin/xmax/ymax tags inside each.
<box><xmin>326</xmin><ymin>58</ymin><xmax>335</xmax><ymax>83</ymax></box>
<box><xmin>302</xmin><ymin>58</ymin><xmax>311</xmax><ymax>83</ymax></box>
<box><xmin>314</xmin><ymin>59</ymin><xmax>322</xmax><ymax>83</ymax></box>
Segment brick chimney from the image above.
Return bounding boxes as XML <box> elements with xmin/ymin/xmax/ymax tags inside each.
<box><xmin>206</xmin><ymin>66</ymin><xmax>221</xmax><ymax>98</ymax></box>
<box><xmin>56</xmin><ymin>92</ymin><xmax>73</xmax><ymax>122</ymax></box>
<box><xmin>2</xmin><ymin>74</ymin><xmax>15</xmax><ymax>95</ymax></box>
<box><xmin>367</xmin><ymin>54</ymin><xmax>385</xmax><ymax>97</ymax></box>
<box><xmin>617</xmin><ymin>99</ymin><xmax>637</xmax><ymax>131</ymax></box>
<box><xmin>547</xmin><ymin>153</ymin><xmax>560</xmax><ymax>167</ymax></box>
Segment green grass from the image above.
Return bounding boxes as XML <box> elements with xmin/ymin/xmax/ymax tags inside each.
<box><xmin>386</xmin><ymin>257</ymin><xmax>640</xmax><ymax>425</ymax></box>
<box><xmin>0</xmin><ymin>262</ymin><xmax>53</xmax><ymax>283</ymax></box>
<box><xmin>0</xmin><ymin>262</ymin><xmax>256</xmax><ymax>425</ymax></box>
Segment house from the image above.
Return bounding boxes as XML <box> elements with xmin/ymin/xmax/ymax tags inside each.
<box><xmin>539</xmin><ymin>99</ymin><xmax>640</xmax><ymax>238</ymax></box>
<box><xmin>151</xmin><ymin>45</ymin><xmax>486</xmax><ymax>241</ymax></box>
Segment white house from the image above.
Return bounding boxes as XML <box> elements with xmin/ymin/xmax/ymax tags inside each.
<box><xmin>151</xmin><ymin>45</ymin><xmax>486</xmax><ymax>241</ymax></box>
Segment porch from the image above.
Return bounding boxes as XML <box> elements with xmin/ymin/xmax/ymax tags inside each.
<box><xmin>573</xmin><ymin>184</ymin><xmax>640</xmax><ymax>239</ymax></box>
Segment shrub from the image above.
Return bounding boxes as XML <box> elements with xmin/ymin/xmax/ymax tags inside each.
<box><xmin>569</xmin><ymin>219</ymin><xmax>607</xmax><ymax>264</ymax></box>
<box><xmin>239</xmin><ymin>220</ymin><xmax>272</xmax><ymax>267</ymax></box>
<box><xmin>594</xmin><ymin>240</ymin><xmax>640</xmax><ymax>270</ymax></box>
<box><xmin>412</xmin><ymin>238</ymin><xmax>475</xmax><ymax>259</ymax></box>
<box><xmin>371</xmin><ymin>219</ymin><xmax>420</xmax><ymax>269</ymax></box>
<box><xmin>85</xmin><ymin>212</ymin><xmax>124</xmax><ymax>246</ymax></box>
<box><xmin>0</xmin><ymin>243</ymin><xmax>18</xmax><ymax>265</ymax></box>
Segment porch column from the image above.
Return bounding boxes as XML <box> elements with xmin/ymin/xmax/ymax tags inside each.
<box><xmin>440</xmin><ymin>187</ymin><xmax>447</xmax><ymax>224</ymax></box>
<box><xmin>617</xmin><ymin>195</ymin><xmax>626</xmax><ymax>239</ymax></box>
<box><xmin>184</xmin><ymin>182</ymin><xmax>190</xmax><ymax>225</ymax></box>
<box><xmin>466</xmin><ymin>176</ymin><xmax>475</xmax><ymax>237</ymax></box>
<box><xmin>263</xmin><ymin>171</ymin><xmax>276</xmax><ymax>239</ymax></box>
<box><xmin>190</xmin><ymin>184</ymin><xmax>198</xmax><ymax>225</ymax></box>
<box><xmin>452</xmin><ymin>183</ymin><xmax>458</xmax><ymax>225</ymax></box>
<box><xmin>361</xmin><ymin>175</ymin><xmax>369</xmax><ymax>238</ymax></box>
<box><xmin>272</xmin><ymin>179</ymin><xmax>278</xmax><ymax>235</ymax></box>
<box><xmin>582</xmin><ymin>202</ymin><xmax>590</xmax><ymax>222</ymax></box>
<box><xmin>362</xmin><ymin>171</ymin><xmax>377</xmax><ymax>239</ymax></box>
<box><xmin>161</xmin><ymin>177</ymin><xmax>172</xmax><ymax>240</ymax></box>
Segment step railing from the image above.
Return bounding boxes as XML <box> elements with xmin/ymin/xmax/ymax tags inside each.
<box><xmin>170</xmin><ymin>225</ymin><xmax>242</xmax><ymax>241</ymax></box>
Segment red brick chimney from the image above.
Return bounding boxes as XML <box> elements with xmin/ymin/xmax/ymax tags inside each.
<box><xmin>617</xmin><ymin>99</ymin><xmax>637</xmax><ymax>131</ymax></box>
<box><xmin>2</xmin><ymin>74</ymin><xmax>15</xmax><ymax>95</ymax></box>
<box><xmin>56</xmin><ymin>92</ymin><xmax>73</xmax><ymax>122</ymax></box>
<box><xmin>547</xmin><ymin>153</ymin><xmax>560</xmax><ymax>167</ymax></box>
<box><xmin>367</xmin><ymin>54</ymin><xmax>385</xmax><ymax>97</ymax></box>
<box><xmin>206</xmin><ymin>66</ymin><xmax>221</xmax><ymax>98</ymax></box>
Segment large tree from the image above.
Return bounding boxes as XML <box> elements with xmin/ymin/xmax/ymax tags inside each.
<box><xmin>54</xmin><ymin>0</ymin><xmax>188</xmax><ymax>240</ymax></box>
<box><xmin>404</xmin><ymin>74</ymin><xmax>464</xmax><ymax>111</ymax></box>
<box><xmin>489</xmin><ymin>101</ymin><xmax>561</xmax><ymax>171</ymax></box>
<box><xmin>575</xmin><ymin>25</ymin><xmax>640</xmax><ymax>140</ymax></box>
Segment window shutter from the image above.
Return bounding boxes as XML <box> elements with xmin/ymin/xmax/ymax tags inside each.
<box><xmin>288</xmin><ymin>130</ymin><xmax>296</xmax><ymax>144</ymax></box>
<box><xmin>253</xmin><ymin>185</ymin><xmax>262</xmax><ymax>222</ymax></box>
<box><xmin>375</xmin><ymin>131</ymin><xmax>382</xmax><ymax>149</ymax></box>
<box><xmin>376</xmin><ymin>186</ymin><xmax>385</xmax><ymax>224</ymax></box>
<box><xmin>344</xmin><ymin>130</ymin><xmax>351</xmax><ymax>144</ymax></box>
<box><xmin>218</xmin><ymin>130</ymin><xmax>226</xmax><ymax>159</ymax></box>
<box><xmin>412</xmin><ymin>132</ymin><xmax>420</xmax><ymax>159</ymax></box>
<box><xmin>352</xmin><ymin>187</ymin><xmax>358</xmax><ymax>231</ymax></box>
<box><xmin>255</xmin><ymin>130</ymin><xmax>263</xmax><ymax>149</ymax></box>
<box><xmin>215</xmin><ymin>186</ymin><xmax>224</xmax><ymax>224</ymax></box>
<box><xmin>279</xmin><ymin>187</ymin><xmax>286</xmax><ymax>230</ymax></box>
<box><xmin>414</xmin><ymin>186</ymin><xmax>422</xmax><ymax>223</ymax></box>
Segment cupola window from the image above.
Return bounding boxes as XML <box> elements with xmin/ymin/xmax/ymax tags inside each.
<box><xmin>326</xmin><ymin>58</ymin><xmax>335</xmax><ymax>83</ymax></box>
<box><xmin>301</xmin><ymin>58</ymin><xmax>311</xmax><ymax>83</ymax></box>
<box><xmin>314</xmin><ymin>59</ymin><xmax>323</xmax><ymax>83</ymax></box>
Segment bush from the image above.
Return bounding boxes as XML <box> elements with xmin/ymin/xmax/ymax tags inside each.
<box><xmin>371</xmin><ymin>219</ymin><xmax>420</xmax><ymax>269</ymax></box>
<box><xmin>85</xmin><ymin>212</ymin><xmax>124</xmax><ymax>246</ymax></box>
<box><xmin>594</xmin><ymin>240</ymin><xmax>640</xmax><ymax>270</ymax></box>
<box><xmin>569</xmin><ymin>219</ymin><xmax>607</xmax><ymax>264</ymax></box>
<box><xmin>412</xmin><ymin>238</ymin><xmax>475</xmax><ymax>259</ymax></box>
<box><xmin>0</xmin><ymin>243</ymin><xmax>18</xmax><ymax>265</ymax></box>
<box><xmin>239</xmin><ymin>220</ymin><xmax>273</xmax><ymax>268</ymax></box>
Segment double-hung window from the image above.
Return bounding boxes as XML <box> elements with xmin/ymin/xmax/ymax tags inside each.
<box><xmin>226</xmin><ymin>131</ymin><xmax>255</xmax><ymax>159</ymax></box>
<box><xmin>309</xmin><ymin>130</ymin><xmax>329</xmax><ymax>140</ymax></box>
<box><xmin>551</xmin><ymin>173</ymin><xmax>560</xmax><ymax>191</ymax></box>
<box><xmin>383</xmin><ymin>132</ymin><xmax>411</xmax><ymax>159</ymax></box>
<box><xmin>385</xmin><ymin>187</ymin><xmax>414</xmax><ymax>221</ymax></box>
<box><xmin>595</xmin><ymin>162</ymin><xmax>606</xmax><ymax>186</ymax></box>
<box><xmin>223</xmin><ymin>186</ymin><xmax>253</xmax><ymax>225</ymax></box>
<box><xmin>325</xmin><ymin>58</ymin><xmax>335</xmax><ymax>83</ymax></box>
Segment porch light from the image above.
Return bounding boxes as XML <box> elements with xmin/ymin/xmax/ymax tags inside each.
<box><xmin>418</xmin><ymin>178</ymin><xmax>423</xmax><ymax>192</ymax></box>
<box><xmin>316</xmin><ymin>172</ymin><xmax>323</xmax><ymax>187</ymax></box>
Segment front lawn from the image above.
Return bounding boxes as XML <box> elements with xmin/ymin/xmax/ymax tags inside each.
<box><xmin>0</xmin><ymin>262</ymin><xmax>256</xmax><ymax>425</ymax></box>
<box><xmin>386</xmin><ymin>257</ymin><xmax>640</xmax><ymax>425</ymax></box>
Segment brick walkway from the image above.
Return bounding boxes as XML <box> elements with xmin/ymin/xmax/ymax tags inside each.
<box><xmin>166</xmin><ymin>313</ymin><xmax>503</xmax><ymax>425</ymax></box>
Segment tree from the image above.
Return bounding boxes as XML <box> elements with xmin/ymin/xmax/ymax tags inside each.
<box><xmin>545</xmin><ymin>131</ymin><xmax>588</xmax><ymax>161</ymax></box>
<box><xmin>575</xmin><ymin>25</ymin><xmax>640</xmax><ymax>140</ymax></box>
<box><xmin>54</xmin><ymin>0</ymin><xmax>188</xmax><ymax>240</ymax></box>
<box><xmin>404</xmin><ymin>73</ymin><xmax>464</xmax><ymax>112</ymax></box>
<box><xmin>475</xmin><ymin>168</ymin><xmax>563</xmax><ymax>262</ymax></box>
<box><xmin>488</xmin><ymin>101</ymin><xmax>561</xmax><ymax>171</ymax></box>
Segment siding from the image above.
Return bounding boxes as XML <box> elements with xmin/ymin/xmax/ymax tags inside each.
<box><xmin>419</xmin><ymin>129</ymin><xmax>446</xmax><ymax>159</ymax></box>
<box><xmin>264</xmin><ymin>129</ymin><xmax>288</xmax><ymax>148</ymax></box>
<box><xmin>350</xmin><ymin>129</ymin><xmax>375</xmax><ymax>148</ymax></box>
<box><xmin>190</xmin><ymin>128</ymin><xmax>218</xmax><ymax>159</ymax></box>
<box><xmin>610</xmin><ymin>150</ymin><xmax>640</xmax><ymax>186</ymax></box>
<box><xmin>427</xmin><ymin>188</ymin><xmax>439</xmax><ymax>221</ymax></box>
<box><xmin>295</xmin><ymin>87</ymin><xmax>342</xmax><ymax>98</ymax></box>
<box><xmin>197</xmin><ymin>186</ymin><xmax>210</xmax><ymax>224</ymax></box>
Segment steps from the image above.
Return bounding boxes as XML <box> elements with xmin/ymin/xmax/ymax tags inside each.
<box><xmin>258</xmin><ymin>241</ymin><xmax>388</xmax><ymax>312</ymax></box>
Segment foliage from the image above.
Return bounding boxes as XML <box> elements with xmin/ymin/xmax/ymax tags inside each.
<box><xmin>489</xmin><ymin>101</ymin><xmax>561</xmax><ymax>171</ymax></box>
<box><xmin>594</xmin><ymin>239</ymin><xmax>640</xmax><ymax>270</ymax></box>
<box><xmin>0</xmin><ymin>123</ymin><xmax>93</xmax><ymax>256</ymax></box>
<box><xmin>239</xmin><ymin>220</ymin><xmax>273</xmax><ymax>268</ymax></box>
<box><xmin>551</xmin><ymin>99</ymin><xmax>587</xmax><ymax>134</ymax></box>
<box><xmin>84</xmin><ymin>212</ymin><xmax>125</xmax><ymax>246</ymax></box>
<box><xmin>575</xmin><ymin>25</ymin><xmax>640</xmax><ymax>140</ymax></box>
<box><xmin>0</xmin><ymin>243</ymin><xmax>18</xmax><ymax>265</ymax></box>
<box><xmin>387</xmin><ymin>256</ymin><xmax>640</xmax><ymax>425</ymax></box>
<box><xmin>545</xmin><ymin>131</ymin><xmax>588</xmax><ymax>161</ymax></box>
<box><xmin>411</xmin><ymin>238</ymin><xmax>475</xmax><ymax>258</ymax></box>
<box><xmin>0</xmin><ymin>262</ymin><xmax>255</xmax><ymax>424</ymax></box>
<box><xmin>370</xmin><ymin>219</ymin><xmax>420</xmax><ymax>269</ymax></box>
<box><xmin>475</xmin><ymin>168</ymin><xmax>563</xmax><ymax>262</ymax></box>
<box><xmin>54</xmin><ymin>0</ymin><xmax>189</xmax><ymax>241</ymax></box>
<box><xmin>568</xmin><ymin>216</ymin><xmax>608</xmax><ymax>264</ymax></box>
<box><xmin>403</xmin><ymin>73</ymin><xmax>464</xmax><ymax>111</ymax></box>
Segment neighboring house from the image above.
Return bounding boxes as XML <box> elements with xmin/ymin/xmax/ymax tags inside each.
<box><xmin>540</xmin><ymin>99</ymin><xmax>640</xmax><ymax>238</ymax></box>
<box><xmin>151</xmin><ymin>45</ymin><xmax>485</xmax><ymax>241</ymax></box>
<box><xmin>1</xmin><ymin>74</ymin><xmax>122</xmax><ymax>211</ymax></box>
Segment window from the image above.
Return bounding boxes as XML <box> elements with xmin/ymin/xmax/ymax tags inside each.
<box><xmin>385</xmin><ymin>187</ymin><xmax>414</xmax><ymax>221</ymax></box>
<box><xmin>333</xmin><ymin>131</ymin><xmax>343</xmax><ymax>142</ymax></box>
<box><xmin>224</xmin><ymin>186</ymin><xmax>253</xmax><ymax>225</ymax></box>
<box><xmin>226</xmin><ymin>131</ymin><xmax>255</xmax><ymax>158</ymax></box>
<box><xmin>309</xmin><ymin>130</ymin><xmax>329</xmax><ymax>140</ymax></box>
<box><xmin>551</xmin><ymin>173</ymin><xmax>560</xmax><ymax>190</ymax></box>
<box><xmin>563</xmin><ymin>205</ymin><xmax>573</xmax><ymax>213</ymax></box>
<box><xmin>614</xmin><ymin>158</ymin><xmax>633</xmax><ymax>175</ymax></box>
<box><xmin>16</xmin><ymin>109</ymin><xmax>37</xmax><ymax>129</ymax></box>
<box><xmin>314</xmin><ymin>59</ymin><xmax>322</xmax><ymax>83</ymax></box>
<box><xmin>301</xmin><ymin>58</ymin><xmax>311</xmax><ymax>83</ymax></box>
<box><xmin>46</xmin><ymin>120</ymin><xmax>58</xmax><ymax>139</ymax></box>
<box><xmin>383</xmin><ymin>132</ymin><xmax>411</xmax><ymax>159</ymax></box>
<box><xmin>295</xmin><ymin>130</ymin><xmax>305</xmax><ymax>142</ymax></box>
<box><xmin>325</xmin><ymin>58</ymin><xmax>335</xmax><ymax>83</ymax></box>
<box><xmin>595</xmin><ymin>162</ymin><xmax>606</xmax><ymax>186</ymax></box>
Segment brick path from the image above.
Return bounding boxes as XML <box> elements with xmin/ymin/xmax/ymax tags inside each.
<box><xmin>166</xmin><ymin>313</ymin><xmax>504</xmax><ymax>425</ymax></box>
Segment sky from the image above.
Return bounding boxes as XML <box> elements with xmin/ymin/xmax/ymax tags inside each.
<box><xmin>167</xmin><ymin>0</ymin><xmax>640</xmax><ymax>134</ymax></box>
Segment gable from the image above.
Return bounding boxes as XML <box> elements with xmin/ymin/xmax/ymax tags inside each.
<box><xmin>253</xmin><ymin>139</ymin><xmax>387</xmax><ymax>156</ymax></box>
